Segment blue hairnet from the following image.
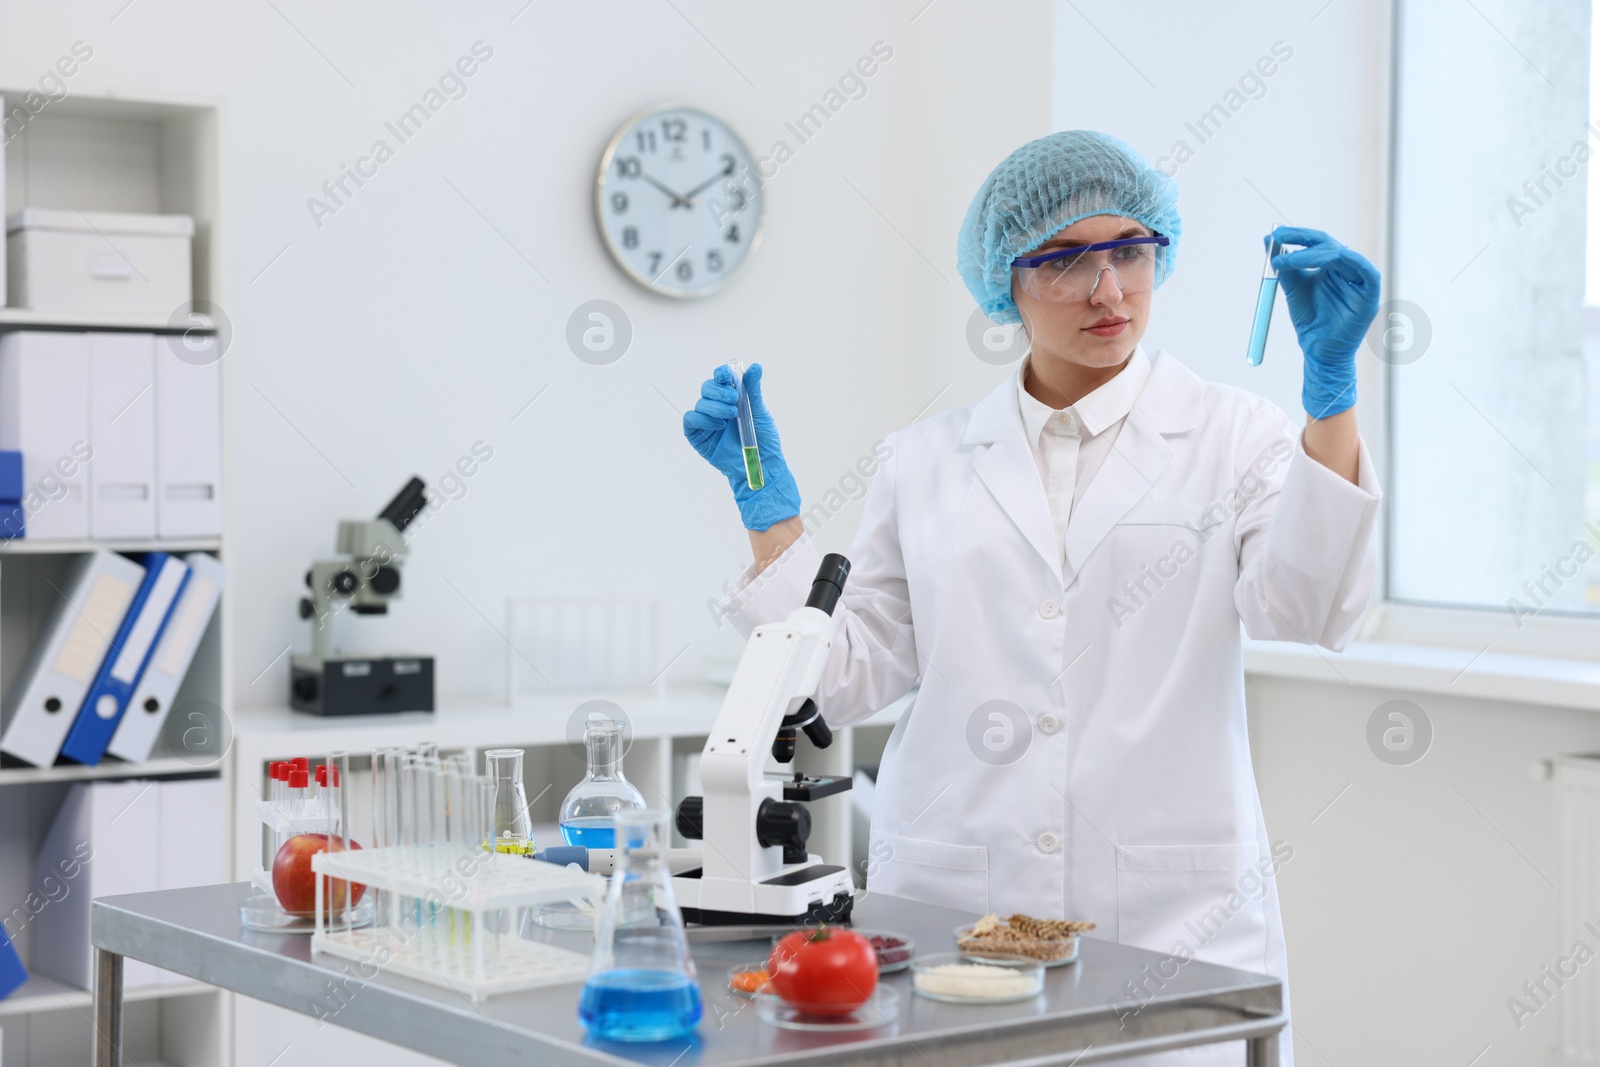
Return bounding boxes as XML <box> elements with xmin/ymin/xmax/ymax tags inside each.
<box><xmin>956</xmin><ymin>130</ymin><xmax>1182</xmax><ymax>324</ymax></box>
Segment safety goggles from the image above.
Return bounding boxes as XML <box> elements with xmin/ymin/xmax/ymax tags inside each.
<box><xmin>1011</xmin><ymin>235</ymin><xmax>1170</xmax><ymax>302</ymax></box>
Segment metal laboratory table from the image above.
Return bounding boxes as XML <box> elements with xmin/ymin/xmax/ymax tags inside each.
<box><xmin>91</xmin><ymin>883</ymin><xmax>1285</xmax><ymax>1066</ymax></box>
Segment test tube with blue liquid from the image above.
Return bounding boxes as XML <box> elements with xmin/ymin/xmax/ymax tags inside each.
<box><xmin>1246</xmin><ymin>238</ymin><xmax>1282</xmax><ymax>367</ymax></box>
<box><xmin>725</xmin><ymin>360</ymin><xmax>764</xmax><ymax>491</ymax></box>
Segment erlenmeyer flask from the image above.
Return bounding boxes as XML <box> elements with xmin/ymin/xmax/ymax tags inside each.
<box><xmin>559</xmin><ymin>719</ymin><xmax>646</xmax><ymax>847</ymax></box>
<box><xmin>485</xmin><ymin>749</ymin><xmax>534</xmax><ymax>855</ymax></box>
<box><xmin>578</xmin><ymin>809</ymin><xmax>701</xmax><ymax>1041</ymax></box>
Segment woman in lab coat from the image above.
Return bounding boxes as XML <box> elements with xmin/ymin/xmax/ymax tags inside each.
<box><xmin>683</xmin><ymin>130</ymin><xmax>1381</xmax><ymax>1066</ymax></box>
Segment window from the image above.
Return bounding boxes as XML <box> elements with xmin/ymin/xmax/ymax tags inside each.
<box><xmin>1388</xmin><ymin>0</ymin><xmax>1600</xmax><ymax>619</ymax></box>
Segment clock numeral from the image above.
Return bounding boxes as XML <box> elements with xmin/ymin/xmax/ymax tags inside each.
<box><xmin>707</xmin><ymin>250</ymin><xmax>724</xmax><ymax>273</ymax></box>
<box><xmin>636</xmin><ymin>130</ymin><xmax>656</xmax><ymax>153</ymax></box>
<box><xmin>622</xmin><ymin>226</ymin><xmax>638</xmax><ymax>249</ymax></box>
<box><xmin>702</xmin><ymin>129</ymin><xmax>711</xmax><ymax>151</ymax></box>
<box><xmin>611</xmin><ymin>192</ymin><xmax>629</xmax><ymax>214</ymax></box>
<box><xmin>614</xmin><ymin>156</ymin><xmax>641</xmax><ymax>179</ymax></box>
<box><xmin>661</xmin><ymin>118</ymin><xmax>687</xmax><ymax>142</ymax></box>
<box><xmin>723</xmin><ymin>188</ymin><xmax>748</xmax><ymax>213</ymax></box>
<box><xmin>648</xmin><ymin>251</ymin><xmax>662</xmax><ymax>275</ymax></box>
<box><xmin>676</xmin><ymin>260</ymin><xmax>693</xmax><ymax>283</ymax></box>
<box><xmin>724</xmin><ymin>224</ymin><xmax>740</xmax><ymax>244</ymax></box>
<box><xmin>720</xmin><ymin>152</ymin><xmax>736</xmax><ymax>177</ymax></box>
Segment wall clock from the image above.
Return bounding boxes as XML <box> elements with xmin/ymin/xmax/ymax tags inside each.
<box><xmin>594</xmin><ymin>103</ymin><xmax>765</xmax><ymax>298</ymax></box>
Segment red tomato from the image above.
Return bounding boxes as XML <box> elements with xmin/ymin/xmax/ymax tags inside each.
<box><xmin>767</xmin><ymin>925</ymin><xmax>877</xmax><ymax>1015</ymax></box>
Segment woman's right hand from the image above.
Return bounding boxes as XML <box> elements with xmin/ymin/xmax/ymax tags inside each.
<box><xmin>682</xmin><ymin>362</ymin><xmax>802</xmax><ymax>531</ymax></box>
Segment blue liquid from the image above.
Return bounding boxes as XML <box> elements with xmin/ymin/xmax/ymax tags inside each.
<box><xmin>561</xmin><ymin>818</ymin><xmax>616</xmax><ymax>848</ymax></box>
<box><xmin>578</xmin><ymin>969</ymin><xmax>701</xmax><ymax>1042</ymax></box>
<box><xmin>1246</xmin><ymin>276</ymin><xmax>1277</xmax><ymax>366</ymax></box>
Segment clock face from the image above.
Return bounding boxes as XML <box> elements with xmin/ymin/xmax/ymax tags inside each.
<box><xmin>594</xmin><ymin>104</ymin><xmax>765</xmax><ymax>298</ymax></box>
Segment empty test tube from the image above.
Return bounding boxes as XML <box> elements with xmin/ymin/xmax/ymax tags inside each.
<box><xmin>725</xmin><ymin>360</ymin><xmax>763</xmax><ymax>491</ymax></box>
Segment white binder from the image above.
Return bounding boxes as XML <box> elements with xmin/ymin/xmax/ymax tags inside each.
<box><xmin>108</xmin><ymin>552</ymin><xmax>226</xmax><ymax>763</ymax></box>
<box><xmin>0</xmin><ymin>96</ymin><xmax>6</xmax><ymax>309</ymax></box>
<box><xmin>0</xmin><ymin>331</ymin><xmax>91</xmax><ymax>539</ymax></box>
<box><xmin>88</xmin><ymin>332</ymin><xmax>156</xmax><ymax>539</ymax></box>
<box><xmin>33</xmin><ymin>780</ymin><xmax>164</xmax><ymax>988</ymax></box>
<box><xmin>0</xmin><ymin>550</ymin><xmax>146</xmax><ymax>767</ymax></box>
<box><xmin>153</xmin><ymin>344</ymin><xmax>221</xmax><ymax>537</ymax></box>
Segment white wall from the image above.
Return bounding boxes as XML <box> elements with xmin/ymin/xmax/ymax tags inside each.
<box><xmin>0</xmin><ymin>1</ymin><xmax>1054</xmax><ymax>712</ymax></box>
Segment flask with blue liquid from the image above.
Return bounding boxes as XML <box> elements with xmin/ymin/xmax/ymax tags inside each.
<box><xmin>559</xmin><ymin>718</ymin><xmax>646</xmax><ymax>847</ymax></box>
<box><xmin>578</xmin><ymin>809</ymin><xmax>702</xmax><ymax>1042</ymax></box>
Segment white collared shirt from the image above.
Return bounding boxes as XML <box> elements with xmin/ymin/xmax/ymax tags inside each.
<box><xmin>1016</xmin><ymin>345</ymin><xmax>1153</xmax><ymax>562</ymax></box>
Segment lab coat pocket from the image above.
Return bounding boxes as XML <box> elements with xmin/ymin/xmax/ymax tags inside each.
<box><xmin>1115</xmin><ymin>842</ymin><xmax>1269</xmax><ymax>973</ymax></box>
<box><xmin>868</xmin><ymin>829</ymin><xmax>988</xmax><ymax>913</ymax></box>
<box><xmin>1116</xmin><ymin>497</ymin><xmax>1212</xmax><ymax>528</ymax></box>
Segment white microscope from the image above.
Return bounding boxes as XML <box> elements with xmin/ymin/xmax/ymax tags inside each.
<box><xmin>671</xmin><ymin>553</ymin><xmax>858</xmax><ymax>925</ymax></box>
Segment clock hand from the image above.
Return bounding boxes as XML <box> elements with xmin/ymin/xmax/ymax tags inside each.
<box><xmin>640</xmin><ymin>172</ymin><xmax>691</xmax><ymax>209</ymax></box>
<box><xmin>680</xmin><ymin>169</ymin><xmax>731</xmax><ymax>203</ymax></box>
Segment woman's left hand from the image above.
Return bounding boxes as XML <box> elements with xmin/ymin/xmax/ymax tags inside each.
<box><xmin>1270</xmin><ymin>225</ymin><xmax>1381</xmax><ymax>420</ymax></box>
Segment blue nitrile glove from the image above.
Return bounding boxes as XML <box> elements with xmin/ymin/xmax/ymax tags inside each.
<box><xmin>682</xmin><ymin>362</ymin><xmax>802</xmax><ymax>531</ymax></box>
<box><xmin>1270</xmin><ymin>225</ymin><xmax>1381</xmax><ymax>419</ymax></box>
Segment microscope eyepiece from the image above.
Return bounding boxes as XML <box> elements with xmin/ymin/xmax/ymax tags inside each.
<box><xmin>379</xmin><ymin>477</ymin><xmax>428</xmax><ymax>533</ymax></box>
<box><xmin>804</xmin><ymin>554</ymin><xmax>851</xmax><ymax>616</ymax></box>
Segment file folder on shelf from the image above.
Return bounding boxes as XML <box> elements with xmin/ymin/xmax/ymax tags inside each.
<box><xmin>108</xmin><ymin>552</ymin><xmax>226</xmax><ymax>763</ymax></box>
<box><xmin>88</xmin><ymin>332</ymin><xmax>157</xmax><ymax>539</ymax></box>
<box><xmin>154</xmin><ymin>344</ymin><xmax>221</xmax><ymax>537</ymax></box>
<box><xmin>0</xmin><ymin>550</ymin><xmax>146</xmax><ymax>767</ymax></box>
<box><xmin>0</xmin><ymin>925</ymin><xmax>24</xmax><ymax>1002</ymax></box>
<box><xmin>59</xmin><ymin>552</ymin><xmax>190</xmax><ymax>766</ymax></box>
<box><xmin>0</xmin><ymin>331</ymin><xmax>91</xmax><ymax>539</ymax></box>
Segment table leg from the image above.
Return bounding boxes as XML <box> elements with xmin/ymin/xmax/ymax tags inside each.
<box><xmin>92</xmin><ymin>947</ymin><xmax>124</xmax><ymax>1067</ymax></box>
<box><xmin>1247</xmin><ymin>1032</ymin><xmax>1278</xmax><ymax>1067</ymax></box>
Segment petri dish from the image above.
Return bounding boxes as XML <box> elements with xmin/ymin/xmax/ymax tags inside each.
<box><xmin>911</xmin><ymin>952</ymin><xmax>1044</xmax><ymax>1004</ymax></box>
<box><xmin>754</xmin><ymin>985</ymin><xmax>899</xmax><ymax>1031</ymax></box>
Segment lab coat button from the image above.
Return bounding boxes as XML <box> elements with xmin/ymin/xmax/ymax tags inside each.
<box><xmin>1038</xmin><ymin>713</ymin><xmax>1061</xmax><ymax>735</ymax></box>
<box><xmin>1037</xmin><ymin>832</ymin><xmax>1060</xmax><ymax>854</ymax></box>
<box><xmin>1039</xmin><ymin>599</ymin><xmax>1060</xmax><ymax>619</ymax></box>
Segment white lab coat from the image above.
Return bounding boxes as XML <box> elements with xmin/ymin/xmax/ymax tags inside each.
<box><xmin>717</xmin><ymin>346</ymin><xmax>1381</xmax><ymax>1067</ymax></box>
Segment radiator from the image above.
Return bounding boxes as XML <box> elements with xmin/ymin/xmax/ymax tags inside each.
<box><xmin>1557</xmin><ymin>754</ymin><xmax>1600</xmax><ymax>1065</ymax></box>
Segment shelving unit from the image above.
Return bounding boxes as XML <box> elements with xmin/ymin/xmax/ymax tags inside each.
<box><xmin>0</xmin><ymin>308</ymin><xmax>216</xmax><ymax>333</ymax></box>
<box><xmin>0</xmin><ymin>89</ymin><xmax>225</xmax><ymax>1067</ymax></box>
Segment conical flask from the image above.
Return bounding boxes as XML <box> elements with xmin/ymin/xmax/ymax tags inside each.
<box><xmin>485</xmin><ymin>749</ymin><xmax>534</xmax><ymax>854</ymax></box>
<box><xmin>578</xmin><ymin>809</ymin><xmax>701</xmax><ymax>1041</ymax></box>
<box><xmin>559</xmin><ymin>719</ymin><xmax>646</xmax><ymax>847</ymax></box>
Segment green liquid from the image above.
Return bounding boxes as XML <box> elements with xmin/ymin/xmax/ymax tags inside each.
<box><xmin>742</xmin><ymin>446</ymin><xmax>764</xmax><ymax>490</ymax></box>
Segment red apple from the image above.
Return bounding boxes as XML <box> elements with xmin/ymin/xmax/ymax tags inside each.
<box><xmin>272</xmin><ymin>833</ymin><xmax>366</xmax><ymax>916</ymax></box>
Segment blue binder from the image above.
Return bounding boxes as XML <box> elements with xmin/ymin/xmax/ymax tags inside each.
<box><xmin>58</xmin><ymin>553</ymin><xmax>191</xmax><ymax>766</ymax></box>
<box><xmin>0</xmin><ymin>922</ymin><xmax>24</xmax><ymax>1000</ymax></box>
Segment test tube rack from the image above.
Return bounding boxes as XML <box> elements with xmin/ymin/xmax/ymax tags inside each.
<box><xmin>249</xmin><ymin>799</ymin><xmax>338</xmax><ymax>895</ymax></box>
<box><xmin>311</xmin><ymin>847</ymin><xmax>604</xmax><ymax>1001</ymax></box>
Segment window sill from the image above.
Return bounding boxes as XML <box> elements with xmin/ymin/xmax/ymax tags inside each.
<box><xmin>1242</xmin><ymin>637</ymin><xmax>1600</xmax><ymax>711</ymax></box>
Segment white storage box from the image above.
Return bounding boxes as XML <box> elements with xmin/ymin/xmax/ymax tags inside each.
<box><xmin>6</xmin><ymin>207</ymin><xmax>194</xmax><ymax>315</ymax></box>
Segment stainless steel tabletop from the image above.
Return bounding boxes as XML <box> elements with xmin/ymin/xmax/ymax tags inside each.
<box><xmin>91</xmin><ymin>882</ymin><xmax>1284</xmax><ymax>1066</ymax></box>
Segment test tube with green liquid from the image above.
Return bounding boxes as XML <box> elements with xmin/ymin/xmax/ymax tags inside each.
<box><xmin>726</xmin><ymin>360</ymin><xmax>764</xmax><ymax>491</ymax></box>
<box><xmin>1246</xmin><ymin>238</ymin><xmax>1282</xmax><ymax>367</ymax></box>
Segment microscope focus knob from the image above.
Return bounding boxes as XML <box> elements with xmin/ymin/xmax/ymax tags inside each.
<box><xmin>298</xmin><ymin>597</ymin><xmax>315</xmax><ymax>620</ymax></box>
<box><xmin>371</xmin><ymin>565</ymin><xmax>401</xmax><ymax>595</ymax></box>
<box><xmin>331</xmin><ymin>569</ymin><xmax>359</xmax><ymax>595</ymax></box>
<box><xmin>675</xmin><ymin>796</ymin><xmax>704</xmax><ymax>840</ymax></box>
<box><xmin>756</xmin><ymin>798</ymin><xmax>811</xmax><ymax>850</ymax></box>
